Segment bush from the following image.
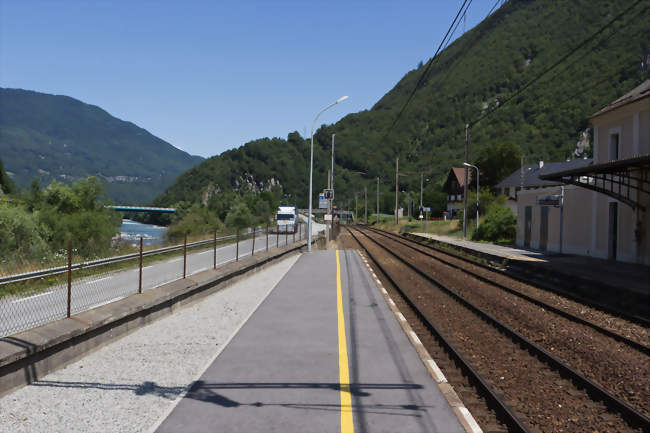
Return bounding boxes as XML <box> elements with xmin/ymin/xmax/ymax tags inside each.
<box><xmin>473</xmin><ymin>203</ymin><xmax>516</xmax><ymax>244</ymax></box>
<box><xmin>0</xmin><ymin>204</ymin><xmax>50</xmax><ymax>261</ymax></box>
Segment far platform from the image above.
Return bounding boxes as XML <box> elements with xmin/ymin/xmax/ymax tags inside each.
<box><xmin>412</xmin><ymin>232</ymin><xmax>649</xmax><ymax>297</ymax></box>
<box><xmin>156</xmin><ymin>250</ymin><xmax>465</xmax><ymax>433</ymax></box>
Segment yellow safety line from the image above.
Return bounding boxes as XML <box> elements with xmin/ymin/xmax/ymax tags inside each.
<box><xmin>336</xmin><ymin>250</ymin><xmax>355</xmax><ymax>433</ymax></box>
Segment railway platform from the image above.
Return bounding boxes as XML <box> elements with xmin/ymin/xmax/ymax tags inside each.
<box><xmin>154</xmin><ymin>250</ymin><xmax>466</xmax><ymax>433</ymax></box>
<box><xmin>412</xmin><ymin>232</ymin><xmax>649</xmax><ymax>297</ymax></box>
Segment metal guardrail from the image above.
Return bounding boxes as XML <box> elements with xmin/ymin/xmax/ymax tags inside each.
<box><xmin>0</xmin><ymin>232</ymin><xmax>257</xmax><ymax>286</ymax></box>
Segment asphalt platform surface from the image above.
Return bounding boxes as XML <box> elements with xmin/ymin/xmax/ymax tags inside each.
<box><xmin>156</xmin><ymin>250</ymin><xmax>463</xmax><ymax>433</ymax></box>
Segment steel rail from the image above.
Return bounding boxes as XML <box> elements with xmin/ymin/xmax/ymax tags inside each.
<box><xmin>345</xmin><ymin>227</ymin><xmax>530</xmax><ymax>433</ymax></box>
<box><xmin>365</xmin><ymin>227</ymin><xmax>650</xmax><ymax>355</ymax></box>
<box><xmin>403</xmin><ymin>232</ymin><xmax>650</xmax><ymax>327</ymax></box>
<box><xmin>352</xmin><ymin>226</ymin><xmax>650</xmax><ymax>431</ymax></box>
<box><xmin>0</xmin><ymin>230</ymin><xmax>266</xmax><ymax>285</ymax></box>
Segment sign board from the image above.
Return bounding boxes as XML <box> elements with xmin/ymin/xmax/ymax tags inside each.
<box><xmin>318</xmin><ymin>194</ymin><xmax>327</xmax><ymax>209</ymax></box>
<box><xmin>537</xmin><ymin>195</ymin><xmax>562</xmax><ymax>206</ymax></box>
<box><xmin>324</xmin><ymin>214</ymin><xmax>333</xmax><ymax>221</ymax></box>
<box><xmin>323</xmin><ymin>189</ymin><xmax>334</xmax><ymax>200</ymax></box>
<box><xmin>423</xmin><ymin>207</ymin><xmax>431</xmax><ymax>212</ymax></box>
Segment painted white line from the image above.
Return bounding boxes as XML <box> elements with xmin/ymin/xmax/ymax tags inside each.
<box><xmin>198</xmin><ymin>251</ymin><xmax>212</xmax><ymax>255</ymax></box>
<box><xmin>143</xmin><ymin>266</ymin><xmax>155</xmax><ymax>270</ymax></box>
<box><xmin>396</xmin><ymin>312</ymin><xmax>406</xmax><ymax>322</ymax></box>
<box><xmin>458</xmin><ymin>407</ymin><xmax>483</xmax><ymax>433</ymax></box>
<box><xmin>192</xmin><ymin>267</ymin><xmax>209</xmax><ymax>274</ymax></box>
<box><xmin>409</xmin><ymin>331</ymin><xmax>422</xmax><ymax>345</ymax></box>
<box><xmin>93</xmin><ymin>277</ymin><xmax>111</xmax><ymax>283</ymax></box>
<box><xmin>11</xmin><ymin>291</ymin><xmax>53</xmax><ymax>303</ymax></box>
<box><xmin>89</xmin><ymin>296</ymin><xmax>124</xmax><ymax>310</ymax></box>
<box><xmin>168</xmin><ymin>258</ymin><xmax>182</xmax><ymax>263</ymax></box>
<box><xmin>427</xmin><ymin>359</ymin><xmax>447</xmax><ymax>383</ymax></box>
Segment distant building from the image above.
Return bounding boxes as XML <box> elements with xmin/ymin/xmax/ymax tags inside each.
<box><xmin>516</xmin><ymin>79</ymin><xmax>649</xmax><ymax>264</ymax></box>
<box><xmin>442</xmin><ymin>167</ymin><xmax>471</xmax><ymax>219</ymax></box>
<box><xmin>495</xmin><ymin>158</ymin><xmax>592</xmax><ymax>216</ymax></box>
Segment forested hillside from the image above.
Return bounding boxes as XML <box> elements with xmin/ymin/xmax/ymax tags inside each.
<box><xmin>0</xmin><ymin>89</ymin><xmax>204</xmax><ymax>203</ymax></box>
<box><xmin>155</xmin><ymin>0</ymin><xmax>648</xmax><ymax>214</ymax></box>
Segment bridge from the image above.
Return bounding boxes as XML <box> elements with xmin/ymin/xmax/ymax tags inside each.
<box><xmin>104</xmin><ymin>205</ymin><xmax>176</xmax><ymax>213</ymax></box>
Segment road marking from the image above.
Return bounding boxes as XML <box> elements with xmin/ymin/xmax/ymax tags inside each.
<box><xmin>169</xmin><ymin>258</ymin><xmax>182</xmax><ymax>263</ymax></box>
<box><xmin>336</xmin><ymin>250</ymin><xmax>355</xmax><ymax>433</ymax></box>
<box><xmin>198</xmin><ymin>251</ymin><xmax>212</xmax><ymax>255</ymax></box>
<box><xmin>89</xmin><ymin>296</ymin><xmax>124</xmax><ymax>309</ymax></box>
<box><xmin>409</xmin><ymin>330</ymin><xmax>422</xmax><ymax>346</ymax></box>
<box><xmin>93</xmin><ymin>277</ymin><xmax>111</xmax><ymax>283</ymax></box>
<box><xmin>11</xmin><ymin>291</ymin><xmax>53</xmax><ymax>303</ymax></box>
<box><xmin>426</xmin><ymin>359</ymin><xmax>447</xmax><ymax>383</ymax></box>
<box><xmin>458</xmin><ymin>407</ymin><xmax>483</xmax><ymax>433</ymax></box>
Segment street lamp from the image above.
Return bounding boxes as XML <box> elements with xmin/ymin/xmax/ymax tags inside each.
<box><xmin>463</xmin><ymin>162</ymin><xmax>479</xmax><ymax>233</ymax></box>
<box><xmin>308</xmin><ymin>95</ymin><xmax>348</xmax><ymax>252</ymax></box>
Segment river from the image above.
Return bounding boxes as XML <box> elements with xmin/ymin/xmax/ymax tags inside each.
<box><xmin>118</xmin><ymin>219</ymin><xmax>168</xmax><ymax>247</ymax></box>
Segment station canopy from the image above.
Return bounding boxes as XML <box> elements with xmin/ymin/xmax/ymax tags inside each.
<box><xmin>539</xmin><ymin>154</ymin><xmax>650</xmax><ymax>211</ymax></box>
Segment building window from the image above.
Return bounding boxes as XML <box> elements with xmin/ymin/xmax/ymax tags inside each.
<box><xmin>609</xmin><ymin>132</ymin><xmax>619</xmax><ymax>161</ymax></box>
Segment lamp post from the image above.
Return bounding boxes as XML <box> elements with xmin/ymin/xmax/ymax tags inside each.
<box><xmin>463</xmin><ymin>162</ymin><xmax>479</xmax><ymax>233</ymax></box>
<box><xmin>308</xmin><ymin>95</ymin><xmax>348</xmax><ymax>252</ymax></box>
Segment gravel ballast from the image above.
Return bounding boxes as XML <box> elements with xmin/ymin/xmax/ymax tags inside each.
<box><xmin>0</xmin><ymin>254</ymin><xmax>300</xmax><ymax>433</ymax></box>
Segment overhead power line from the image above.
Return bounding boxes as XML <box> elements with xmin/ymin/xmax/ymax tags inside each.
<box><xmin>387</xmin><ymin>0</ymin><xmax>471</xmax><ymax>135</ymax></box>
<box><xmin>469</xmin><ymin>0</ymin><xmax>645</xmax><ymax>128</ymax></box>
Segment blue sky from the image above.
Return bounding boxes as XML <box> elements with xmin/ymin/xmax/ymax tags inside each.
<box><xmin>1</xmin><ymin>1</ymin><xmax>497</xmax><ymax>158</ymax></box>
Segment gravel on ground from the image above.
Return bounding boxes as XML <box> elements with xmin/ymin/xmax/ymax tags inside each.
<box><xmin>0</xmin><ymin>254</ymin><xmax>300</xmax><ymax>433</ymax></box>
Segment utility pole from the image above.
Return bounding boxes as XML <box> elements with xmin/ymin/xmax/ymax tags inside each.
<box><xmin>463</xmin><ymin>124</ymin><xmax>470</xmax><ymax>239</ymax></box>
<box><xmin>376</xmin><ymin>177</ymin><xmax>380</xmax><ymax>224</ymax></box>
<box><xmin>331</xmin><ymin>134</ymin><xmax>335</xmax><ymax>193</ymax></box>
<box><xmin>395</xmin><ymin>157</ymin><xmax>399</xmax><ymax>225</ymax></box>
<box><xmin>327</xmin><ymin>168</ymin><xmax>331</xmax><ymax>243</ymax></box>
<box><xmin>364</xmin><ymin>185</ymin><xmax>368</xmax><ymax>224</ymax></box>
<box><xmin>355</xmin><ymin>192</ymin><xmax>358</xmax><ymax>223</ymax></box>
<box><xmin>420</xmin><ymin>172</ymin><xmax>423</xmax><ymax>209</ymax></box>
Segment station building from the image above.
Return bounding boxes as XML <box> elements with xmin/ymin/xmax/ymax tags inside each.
<box><xmin>504</xmin><ymin>79</ymin><xmax>650</xmax><ymax>265</ymax></box>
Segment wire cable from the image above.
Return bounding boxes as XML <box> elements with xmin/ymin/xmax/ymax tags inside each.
<box><xmin>469</xmin><ymin>0</ymin><xmax>645</xmax><ymax>128</ymax></box>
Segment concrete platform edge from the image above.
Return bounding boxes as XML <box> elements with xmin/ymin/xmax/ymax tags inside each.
<box><xmin>0</xmin><ymin>241</ymin><xmax>308</xmax><ymax>398</ymax></box>
<box><xmin>356</xmin><ymin>249</ymin><xmax>483</xmax><ymax>433</ymax></box>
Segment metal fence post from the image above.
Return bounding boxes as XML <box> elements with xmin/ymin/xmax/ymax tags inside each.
<box><xmin>266</xmin><ymin>223</ymin><xmax>269</xmax><ymax>251</ymax></box>
<box><xmin>252</xmin><ymin>227</ymin><xmax>255</xmax><ymax>256</ymax></box>
<box><xmin>276</xmin><ymin>225</ymin><xmax>279</xmax><ymax>248</ymax></box>
<box><xmin>213</xmin><ymin>231</ymin><xmax>217</xmax><ymax>269</ymax></box>
<box><xmin>236</xmin><ymin>230</ymin><xmax>240</xmax><ymax>261</ymax></box>
<box><xmin>293</xmin><ymin>224</ymin><xmax>296</xmax><ymax>244</ymax></box>
<box><xmin>67</xmin><ymin>241</ymin><xmax>72</xmax><ymax>318</ymax></box>
<box><xmin>138</xmin><ymin>237</ymin><xmax>143</xmax><ymax>293</ymax></box>
<box><xmin>285</xmin><ymin>228</ymin><xmax>288</xmax><ymax>246</ymax></box>
<box><xmin>183</xmin><ymin>233</ymin><xmax>187</xmax><ymax>278</ymax></box>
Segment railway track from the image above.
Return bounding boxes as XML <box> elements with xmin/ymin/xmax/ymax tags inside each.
<box><xmin>366</xmin><ymin>226</ymin><xmax>649</xmax><ymax>354</ymax></box>
<box><xmin>344</xmin><ymin>226</ymin><xmax>650</xmax><ymax>433</ymax></box>
<box><xmin>403</xmin><ymin>231</ymin><xmax>649</xmax><ymax>328</ymax></box>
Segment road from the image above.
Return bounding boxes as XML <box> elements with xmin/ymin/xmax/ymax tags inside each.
<box><xmin>0</xmin><ymin>229</ymin><xmax>308</xmax><ymax>338</ymax></box>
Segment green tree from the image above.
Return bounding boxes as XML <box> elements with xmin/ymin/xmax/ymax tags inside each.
<box><xmin>225</xmin><ymin>201</ymin><xmax>253</xmax><ymax>231</ymax></box>
<box><xmin>0</xmin><ymin>159</ymin><xmax>15</xmax><ymax>195</ymax></box>
<box><xmin>253</xmin><ymin>199</ymin><xmax>272</xmax><ymax>225</ymax></box>
<box><xmin>473</xmin><ymin>203</ymin><xmax>516</xmax><ymax>243</ymax></box>
<box><xmin>0</xmin><ymin>204</ymin><xmax>49</xmax><ymax>260</ymax></box>
<box><xmin>474</xmin><ymin>142</ymin><xmax>523</xmax><ymax>188</ymax></box>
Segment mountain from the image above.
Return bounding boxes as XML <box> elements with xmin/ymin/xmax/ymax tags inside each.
<box><xmin>156</xmin><ymin>0</ymin><xmax>649</xmax><ymax>211</ymax></box>
<box><xmin>0</xmin><ymin>88</ymin><xmax>204</xmax><ymax>203</ymax></box>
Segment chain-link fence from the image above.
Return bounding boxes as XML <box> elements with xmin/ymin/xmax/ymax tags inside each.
<box><xmin>0</xmin><ymin>222</ymin><xmax>307</xmax><ymax>338</ymax></box>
